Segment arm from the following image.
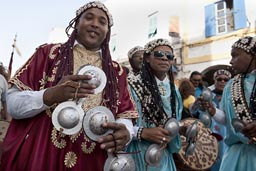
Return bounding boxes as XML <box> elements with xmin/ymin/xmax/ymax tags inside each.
<box><xmin>7</xmin><ymin>85</ymin><xmax>48</xmax><ymax>119</ymax></box>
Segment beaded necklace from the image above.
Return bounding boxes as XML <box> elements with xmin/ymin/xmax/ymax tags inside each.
<box><xmin>231</xmin><ymin>74</ymin><xmax>256</xmax><ymax>122</ymax></box>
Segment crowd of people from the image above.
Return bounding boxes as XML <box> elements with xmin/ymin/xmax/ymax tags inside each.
<box><xmin>0</xmin><ymin>1</ymin><xmax>255</xmax><ymax>171</ymax></box>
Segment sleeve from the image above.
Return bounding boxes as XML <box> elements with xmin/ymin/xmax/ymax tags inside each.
<box><xmin>9</xmin><ymin>44</ymin><xmax>58</xmax><ymax>91</ymax></box>
<box><xmin>7</xmin><ymin>85</ymin><xmax>48</xmax><ymax>119</ymax></box>
<box><xmin>114</xmin><ymin>63</ymin><xmax>138</xmax><ymax>120</ymax></box>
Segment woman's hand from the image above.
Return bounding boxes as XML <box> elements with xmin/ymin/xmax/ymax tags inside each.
<box><xmin>141</xmin><ymin>127</ymin><xmax>171</xmax><ymax>145</ymax></box>
<box><xmin>43</xmin><ymin>75</ymin><xmax>96</xmax><ymax>106</ymax></box>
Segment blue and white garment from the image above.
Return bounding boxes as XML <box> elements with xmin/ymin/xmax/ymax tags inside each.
<box><xmin>210</xmin><ymin>90</ymin><xmax>228</xmax><ymax>171</ymax></box>
<box><xmin>219</xmin><ymin>72</ymin><xmax>256</xmax><ymax>171</ymax></box>
<box><xmin>127</xmin><ymin>74</ymin><xmax>183</xmax><ymax>171</ymax></box>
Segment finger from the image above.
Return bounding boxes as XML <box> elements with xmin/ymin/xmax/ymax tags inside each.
<box><xmin>98</xmin><ymin>133</ymin><xmax>114</xmax><ymax>144</ymax></box>
<box><xmin>79</xmin><ymin>82</ymin><xmax>97</xmax><ymax>90</ymax></box>
<box><xmin>69</xmin><ymin>75</ymin><xmax>93</xmax><ymax>81</ymax></box>
<box><xmin>101</xmin><ymin>122</ymin><xmax>125</xmax><ymax>131</ymax></box>
<box><xmin>243</xmin><ymin>123</ymin><xmax>256</xmax><ymax>132</ymax></box>
<box><xmin>161</xmin><ymin>129</ymin><xmax>170</xmax><ymax>136</ymax></box>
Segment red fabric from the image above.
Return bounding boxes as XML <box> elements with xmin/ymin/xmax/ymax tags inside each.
<box><xmin>0</xmin><ymin>44</ymin><xmax>136</xmax><ymax>171</ymax></box>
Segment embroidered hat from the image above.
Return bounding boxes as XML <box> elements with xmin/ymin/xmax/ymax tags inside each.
<box><xmin>232</xmin><ymin>36</ymin><xmax>256</xmax><ymax>56</ymax></box>
<box><xmin>144</xmin><ymin>38</ymin><xmax>173</xmax><ymax>53</ymax></box>
<box><xmin>127</xmin><ymin>46</ymin><xmax>144</xmax><ymax>59</ymax></box>
<box><xmin>76</xmin><ymin>1</ymin><xmax>113</xmax><ymax>27</ymax></box>
<box><xmin>213</xmin><ymin>69</ymin><xmax>232</xmax><ymax>79</ymax></box>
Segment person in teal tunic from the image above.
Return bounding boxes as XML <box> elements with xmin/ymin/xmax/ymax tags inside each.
<box><xmin>210</xmin><ymin>69</ymin><xmax>231</xmax><ymax>171</ymax></box>
<box><xmin>215</xmin><ymin>36</ymin><xmax>256</xmax><ymax>171</ymax></box>
<box><xmin>127</xmin><ymin>38</ymin><xmax>183</xmax><ymax>171</ymax></box>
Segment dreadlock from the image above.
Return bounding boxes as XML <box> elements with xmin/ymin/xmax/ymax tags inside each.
<box><xmin>141</xmin><ymin>53</ymin><xmax>176</xmax><ymax>126</ymax></box>
<box><xmin>49</xmin><ymin>11</ymin><xmax>118</xmax><ymax>115</ymax></box>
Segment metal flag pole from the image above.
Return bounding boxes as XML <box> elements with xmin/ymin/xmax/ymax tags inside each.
<box><xmin>7</xmin><ymin>34</ymin><xmax>17</xmax><ymax>80</ymax></box>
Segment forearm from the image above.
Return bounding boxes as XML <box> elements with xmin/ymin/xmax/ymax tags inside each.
<box><xmin>7</xmin><ymin>86</ymin><xmax>49</xmax><ymax>119</ymax></box>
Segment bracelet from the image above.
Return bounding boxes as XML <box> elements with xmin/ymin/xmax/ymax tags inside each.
<box><xmin>137</xmin><ymin>127</ymin><xmax>144</xmax><ymax>142</ymax></box>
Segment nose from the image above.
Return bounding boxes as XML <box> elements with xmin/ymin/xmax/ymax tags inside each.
<box><xmin>91</xmin><ymin>19</ymin><xmax>100</xmax><ymax>27</ymax></box>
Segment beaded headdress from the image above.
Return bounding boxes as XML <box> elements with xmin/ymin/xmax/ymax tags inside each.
<box><xmin>76</xmin><ymin>1</ymin><xmax>113</xmax><ymax>27</ymax></box>
<box><xmin>144</xmin><ymin>38</ymin><xmax>173</xmax><ymax>53</ymax></box>
<box><xmin>213</xmin><ymin>69</ymin><xmax>231</xmax><ymax>79</ymax></box>
<box><xmin>127</xmin><ymin>46</ymin><xmax>144</xmax><ymax>59</ymax></box>
<box><xmin>232</xmin><ymin>36</ymin><xmax>256</xmax><ymax>56</ymax></box>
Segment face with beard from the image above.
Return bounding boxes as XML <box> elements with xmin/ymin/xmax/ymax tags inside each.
<box><xmin>76</xmin><ymin>8</ymin><xmax>109</xmax><ymax>51</ymax></box>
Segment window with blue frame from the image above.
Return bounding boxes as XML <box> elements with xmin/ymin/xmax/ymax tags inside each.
<box><xmin>205</xmin><ymin>0</ymin><xmax>247</xmax><ymax>37</ymax></box>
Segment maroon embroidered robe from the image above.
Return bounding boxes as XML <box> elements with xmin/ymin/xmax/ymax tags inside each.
<box><xmin>0</xmin><ymin>44</ymin><xmax>137</xmax><ymax>171</ymax></box>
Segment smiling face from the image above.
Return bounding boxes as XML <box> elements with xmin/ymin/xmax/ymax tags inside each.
<box><xmin>146</xmin><ymin>45</ymin><xmax>174</xmax><ymax>80</ymax></box>
<box><xmin>76</xmin><ymin>8</ymin><xmax>109</xmax><ymax>51</ymax></box>
<box><xmin>230</xmin><ymin>47</ymin><xmax>256</xmax><ymax>74</ymax></box>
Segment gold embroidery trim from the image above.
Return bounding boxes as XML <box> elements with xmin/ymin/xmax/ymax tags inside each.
<box><xmin>81</xmin><ymin>136</ymin><xmax>96</xmax><ymax>154</ymax></box>
<box><xmin>49</xmin><ymin>44</ymin><xmax>61</xmax><ymax>59</ymax></box>
<box><xmin>51</xmin><ymin>128</ymin><xmax>67</xmax><ymax>149</ymax></box>
<box><xmin>70</xmin><ymin>129</ymin><xmax>83</xmax><ymax>143</ymax></box>
<box><xmin>64</xmin><ymin>151</ymin><xmax>77</xmax><ymax>168</ymax></box>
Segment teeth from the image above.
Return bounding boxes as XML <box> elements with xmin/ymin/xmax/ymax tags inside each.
<box><xmin>89</xmin><ymin>31</ymin><xmax>96</xmax><ymax>37</ymax></box>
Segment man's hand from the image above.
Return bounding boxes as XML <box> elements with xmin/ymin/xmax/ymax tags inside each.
<box><xmin>141</xmin><ymin>127</ymin><xmax>171</xmax><ymax>145</ymax></box>
<box><xmin>43</xmin><ymin>75</ymin><xmax>96</xmax><ymax>106</ymax></box>
<box><xmin>242</xmin><ymin>121</ymin><xmax>256</xmax><ymax>140</ymax></box>
<box><xmin>97</xmin><ymin>122</ymin><xmax>130</xmax><ymax>153</ymax></box>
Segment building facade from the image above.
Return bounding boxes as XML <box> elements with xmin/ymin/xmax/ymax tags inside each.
<box><xmin>105</xmin><ymin>0</ymin><xmax>256</xmax><ymax>78</ymax></box>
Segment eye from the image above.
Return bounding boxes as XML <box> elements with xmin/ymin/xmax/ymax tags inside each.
<box><xmin>99</xmin><ymin>18</ymin><xmax>107</xmax><ymax>26</ymax></box>
<box><xmin>153</xmin><ymin>51</ymin><xmax>164</xmax><ymax>57</ymax></box>
<box><xmin>166</xmin><ymin>52</ymin><xmax>174</xmax><ymax>60</ymax></box>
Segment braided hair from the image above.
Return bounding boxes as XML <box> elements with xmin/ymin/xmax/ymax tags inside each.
<box><xmin>50</xmin><ymin>6</ymin><xmax>118</xmax><ymax>115</ymax></box>
<box><xmin>141</xmin><ymin>51</ymin><xmax>176</xmax><ymax>126</ymax></box>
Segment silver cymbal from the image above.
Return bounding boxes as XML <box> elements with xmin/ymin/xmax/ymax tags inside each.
<box><xmin>201</xmin><ymin>88</ymin><xmax>213</xmax><ymax>102</ymax></box>
<box><xmin>83</xmin><ymin>106</ymin><xmax>115</xmax><ymax>141</ymax></box>
<box><xmin>52</xmin><ymin>101</ymin><xmax>84</xmax><ymax>135</ymax></box>
<box><xmin>199</xmin><ymin>111</ymin><xmax>212</xmax><ymax>128</ymax></box>
<box><xmin>144</xmin><ymin>144</ymin><xmax>163</xmax><ymax>166</ymax></box>
<box><xmin>164</xmin><ymin>117</ymin><xmax>180</xmax><ymax>139</ymax></box>
<box><xmin>186</xmin><ymin>120</ymin><xmax>198</xmax><ymax>140</ymax></box>
<box><xmin>77</xmin><ymin>65</ymin><xmax>107</xmax><ymax>94</ymax></box>
<box><xmin>104</xmin><ymin>152</ymin><xmax>135</xmax><ymax>171</ymax></box>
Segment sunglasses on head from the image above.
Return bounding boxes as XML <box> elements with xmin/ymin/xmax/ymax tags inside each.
<box><xmin>216</xmin><ymin>78</ymin><xmax>230</xmax><ymax>82</ymax></box>
<box><xmin>152</xmin><ymin>50</ymin><xmax>175</xmax><ymax>60</ymax></box>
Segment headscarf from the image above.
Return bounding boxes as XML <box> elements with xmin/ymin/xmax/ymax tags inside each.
<box><xmin>144</xmin><ymin>38</ymin><xmax>173</xmax><ymax>54</ymax></box>
<box><xmin>232</xmin><ymin>36</ymin><xmax>256</xmax><ymax>57</ymax></box>
<box><xmin>213</xmin><ymin>69</ymin><xmax>232</xmax><ymax>80</ymax></box>
<box><xmin>127</xmin><ymin>46</ymin><xmax>144</xmax><ymax>59</ymax></box>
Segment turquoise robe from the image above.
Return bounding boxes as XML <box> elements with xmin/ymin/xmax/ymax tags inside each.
<box><xmin>127</xmin><ymin>77</ymin><xmax>183</xmax><ymax>171</ymax></box>
<box><xmin>219</xmin><ymin>72</ymin><xmax>256</xmax><ymax>171</ymax></box>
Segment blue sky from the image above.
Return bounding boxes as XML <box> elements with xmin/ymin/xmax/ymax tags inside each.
<box><xmin>0</xmin><ymin>0</ymin><xmax>94</xmax><ymax>74</ymax></box>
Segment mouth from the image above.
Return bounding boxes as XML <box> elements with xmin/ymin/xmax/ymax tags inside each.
<box><xmin>87</xmin><ymin>30</ymin><xmax>99</xmax><ymax>38</ymax></box>
<box><xmin>158</xmin><ymin>63</ymin><xmax>170</xmax><ymax>68</ymax></box>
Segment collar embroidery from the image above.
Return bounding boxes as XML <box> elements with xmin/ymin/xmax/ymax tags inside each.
<box><xmin>231</xmin><ymin>74</ymin><xmax>254</xmax><ymax>122</ymax></box>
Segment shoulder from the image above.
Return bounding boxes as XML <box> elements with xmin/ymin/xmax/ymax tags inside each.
<box><xmin>31</xmin><ymin>43</ymin><xmax>62</xmax><ymax>61</ymax></box>
<box><xmin>112</xmin><ymin>61</ymin><xmax>125</xmax><ymax>76</ymax></box>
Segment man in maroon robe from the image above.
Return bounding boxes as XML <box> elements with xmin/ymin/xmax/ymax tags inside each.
<box><xmin>0</xmin><ymin>1</ymin><xmax>138</xmax><ymax>170</ymax></box>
